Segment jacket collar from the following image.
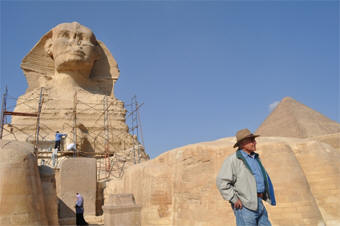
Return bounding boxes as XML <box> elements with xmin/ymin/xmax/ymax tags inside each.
<box><xmin>236</xmin><ymin>149</ymin><xmax>252</xmax><ymax>172</ymax></box>
<box><xmin>236</xmin><ymin>149</ymin><xmax>259</xmax><ymax>159</ymax></box>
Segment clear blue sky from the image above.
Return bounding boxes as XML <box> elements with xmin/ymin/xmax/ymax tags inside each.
<box><xmin>1</xmin><ymin>1</ymin><xmax>339</xmax><ymax>158</ymax></box>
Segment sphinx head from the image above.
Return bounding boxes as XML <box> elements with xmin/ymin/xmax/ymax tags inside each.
<box><xmin>44</xmin><ymin>22</ymin><xmax>100</xmax><ymax>76</ymax></box>
<box><xmin>21</xmin><ymin>22</ymin><xmax>120</xmax><ymax>95</ymax></box>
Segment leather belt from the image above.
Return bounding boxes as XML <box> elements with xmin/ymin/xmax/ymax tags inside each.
<box><xmin>257</xmin><ymin>193</ymin><xmax>264</xmax><ymax>199</ymax></box>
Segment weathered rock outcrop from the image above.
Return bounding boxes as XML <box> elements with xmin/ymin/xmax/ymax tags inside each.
<box><xmin>0</xmin><ymin>140</ymin><xmax>48</xmax><ymax>225</ymax></box>
<box><xmin>307</xmin><ymin>133</ymin><xmax>340</xmax><ymax>152</ymax></box>
<box><xmin>105</xmin><ymin>136</ymin><xmax>340</xmax><ymax>226</ymax></box>
<box><xmin>256</xmin><ymin>97</ymin><xmax>340</xmax><ymax>138</ymax></box>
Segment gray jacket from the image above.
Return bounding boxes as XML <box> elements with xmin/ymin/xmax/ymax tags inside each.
<box><xmin>216</xmin><ymin>150</ymin><xmax>270</xmax><ymax>211</ymax></box>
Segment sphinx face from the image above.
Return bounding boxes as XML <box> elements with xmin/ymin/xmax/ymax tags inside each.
<box><xmin>49</xmin><ymin>22</ymin><xmax>99</xmax><ymax>74</ymax></box>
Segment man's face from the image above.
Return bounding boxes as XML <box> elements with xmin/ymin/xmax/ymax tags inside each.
<box><xmin>239</xmin><ymin>137</ymin><xmax>256</xmax><ymax>153</ymax></box>
<box><xmin>48</xmin><ymin>22</ymin><xmax>99</xmax><ymax>73</ymax></box>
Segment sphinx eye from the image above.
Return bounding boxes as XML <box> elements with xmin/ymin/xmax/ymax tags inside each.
<box><xmin>59</xmin><ymin>31</ymin><xmax>70</xmax><ymax>38</ymax></box>
<box><xmin>78</xmin><ymin>34</ymin><xmax>83</xmax><ymax>41</ymax></box>
<box><xmin>81</xmin><ymin>42</ymin><xmax>95</xmax><ymax>47</ymax></box>
<box><xmin>81</xmin><ymin>38</ymin><xmax>95</xmax><ymax>46</ymax></box>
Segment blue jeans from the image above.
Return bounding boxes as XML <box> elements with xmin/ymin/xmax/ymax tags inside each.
<box><xmin>232</xmin><ymin>198</ymin><xmax>271</xmax><ymax>226</ymax></box>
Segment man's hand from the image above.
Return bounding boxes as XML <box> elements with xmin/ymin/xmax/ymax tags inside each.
<box><xmin>234</xmin><ymin>199</ymin><xmax>243</xmax><ymax>209</ymax></box>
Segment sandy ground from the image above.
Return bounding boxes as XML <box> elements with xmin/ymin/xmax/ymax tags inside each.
<box><xmin>59</xmin><ymin>215</ymin><xmax>104</xmax><ymax>226</ymax></box>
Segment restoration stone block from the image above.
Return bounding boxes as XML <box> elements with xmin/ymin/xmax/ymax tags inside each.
<box><xmin>103</xmin><ymin>194</ymin><xmax>141</xmax><ymax>226</ymax></box>
<box><xmin>39</xmin><ymin>165</ymin><xmax>59</xmax><ymax>226</ymax></box>
<box><xmin>59</xmin><ymin>157</ymin><xmax>96</xmax><ymax>218</ymax></box>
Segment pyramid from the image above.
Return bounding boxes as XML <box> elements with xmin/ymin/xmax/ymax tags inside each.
<box><xmin>256</xmin><ymin>97</ymin><xmax>340</xmax><ymax>138</ymax></box>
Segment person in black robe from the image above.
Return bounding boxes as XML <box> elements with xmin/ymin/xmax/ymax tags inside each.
<box><xmin>75</xmin><ymin>193</ymin><xmax>88</xmax><ymax>226</ymax></box>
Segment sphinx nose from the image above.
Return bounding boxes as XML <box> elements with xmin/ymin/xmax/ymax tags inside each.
<box><xmin>69</xmin><ymin>34</ymin><xmax>81</xmax><ymax>45</ymax></box>
<box><xmin>69</xmin><ymin>40</ymin><xmax>81</xmax><ymax>48</ymax></box>
<box><xmin>70</xmin><ymin>38</ymin><xmax>81</xmax><ymax>45</ymax></box>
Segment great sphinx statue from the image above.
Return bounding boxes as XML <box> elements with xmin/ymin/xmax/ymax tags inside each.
<box><xmin>4</xmin><ymin>22</ymin><xmax>148</xmax><ymax>163</ymax></box>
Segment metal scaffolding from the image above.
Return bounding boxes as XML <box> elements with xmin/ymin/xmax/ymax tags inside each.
<box><xmin>0</xmin><ymin>87</ymin><xmax>44</xmax><ymax>155</ymax></box>
<box><xmin>73</xmin><ymin>91</ymin><xmax>77</xmax><ymax>157</ymax></box>
<box><xmin>104</xmin><ymin>95</ymin><xmax>110</xmax><ymax>173</ymax></box>
<box><xmin>0</xmin><ymin>87</ymin><xmax>8</xmax><ymax>139</ymax></box>
<box><xmin>128</xmin><ymin>95</ymin><xmax>144</xmax><ymax>164</ymax></box>
<box><xmin>34</xmin><ymin>88</ymin><xmax>44</xmax><ymax>152</ymax></box>
<box><xmin>0</xmin><ymin>87</ymin><xmax>146</xmax><ymax>180</ymax></box>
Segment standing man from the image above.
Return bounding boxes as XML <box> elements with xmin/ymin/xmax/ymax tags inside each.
<box><xmin>54</xmin><ymin>131</ymin><xmax>67</xmax><ymax>152</ymax></box>
<box><xmin>216</xmin><ymin>129</ymin><xmax>276</xmax><ymax>226</ymax></box>
<box><xmin>75</xmin><ymin>193</ymin><xmax>88</xmax><ymax>226</ymax></box>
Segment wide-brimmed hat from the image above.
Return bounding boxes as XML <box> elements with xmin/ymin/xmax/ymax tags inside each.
<box><xmin>233</xmin><ymin>128</ymin><xmax>260</xmax><ymax>148</ymax></box>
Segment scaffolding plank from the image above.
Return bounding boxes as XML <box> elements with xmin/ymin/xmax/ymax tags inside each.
<box><xmin>4</xmin><ymin>111</ymin><xmax>38</xmax><ymax>117</ymax></box>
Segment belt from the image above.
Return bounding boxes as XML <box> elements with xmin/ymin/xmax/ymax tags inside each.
<box><xmin>257</xmin><ymin>193</ymin><xmax>264</xmax><ymax>199</ymax></box>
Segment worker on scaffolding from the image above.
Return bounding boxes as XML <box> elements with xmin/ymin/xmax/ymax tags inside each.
<box><xmin>67</xmin><ymin>142</ymin><xmax>77</xmax><ymax>157</ymax></box>
<box><xmin>55</xmin><ymin>131</ymin><xmax>67</xmax><ymax>152</ymax></box>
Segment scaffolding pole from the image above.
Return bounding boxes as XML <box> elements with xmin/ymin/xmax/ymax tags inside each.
<box><xmin>34</xmin><ymin>88</ymin><xmax>44</xmax><ymax>154</ymax></box>
<box><xmin>104</xmin><ymin>95</ymin><xmax>110</xmax><ymax>172</ymax></box>
<box><xmin>73</xmin><ymin>91</ymin><xmax>77</xmax><ymax>157</ymax></box>
<box><xmin>129</xmin><ymin>95</ymin><xmax>144</xmax><ymax>164</ymax></box>
<box><xmin>0</xmin><ymin>86</ymin><xmax>8</xmax><ymax>139</ymax></box>
<box><xmin>137</xmin><ymin>107</ymin><xmax>145</xmax><ymax>148</ymax></box>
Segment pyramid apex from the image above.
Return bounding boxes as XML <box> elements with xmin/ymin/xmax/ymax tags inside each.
<box><xmin>256</xmin><ymin>97</ymin><xmax>340</xmax><ymax>138</ymax></box>
<box><xmin>281</xmin><ymin>96</ymin><xmax>294</xmax><ymax>102</ymax></box>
